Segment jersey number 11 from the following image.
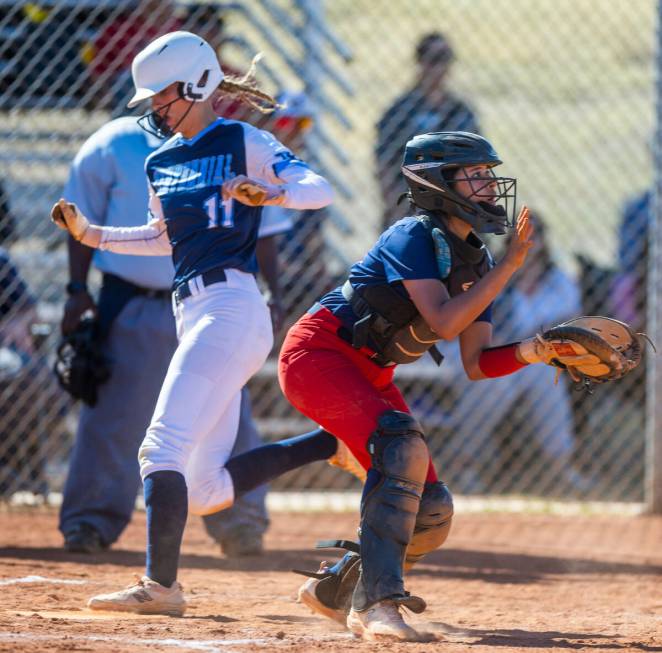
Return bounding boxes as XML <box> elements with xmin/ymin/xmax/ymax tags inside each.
<box><xmin>204</xmin><ymin>193</ymin><xmax>234</xmax><ymax>229</ymax></box>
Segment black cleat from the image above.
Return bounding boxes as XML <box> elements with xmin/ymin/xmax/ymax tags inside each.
<box><xmin>64</xmin><ymin>523</ymin><xmax>107</xmax><ymax>554</ymax></box>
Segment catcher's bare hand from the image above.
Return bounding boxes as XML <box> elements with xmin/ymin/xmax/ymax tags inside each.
<box><xmin>503</xmin><ymin>206</ymin><xmax>533</xmax><ymax>271</ymax></box>
<box><xmin>51</xmin><ymin>199</ymin><xmax>90</xmax><ymax>241</ymax></box>
<box><xmin>222</xmin><ymin>175</ymin><xmax>286</xmax><ymax>207</ymax></box>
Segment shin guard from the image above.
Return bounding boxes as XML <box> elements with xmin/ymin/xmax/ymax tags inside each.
<box><xmin>405</xmin><ymin>481</ymin><xmax>454</xmax><ymax>570</ymax></box>
<box><xmin>352</xmin><ymin>411</ymin><xmax>428</xmax><ymax>611</ymax></box>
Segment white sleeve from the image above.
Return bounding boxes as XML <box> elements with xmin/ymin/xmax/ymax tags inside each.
<box><xmin>244</xmin><ymin>124</ymin><xmax>334</xmax><ymax>210</ymax></box>
<box><xmin>276</xmin><ymin>164</ymin><xmax>334</xmax><ymax>210</ymax></box>
<box><xmin>258</xmin><ymin>206</ymin><xmax>294</xmax><ymax>238</ymax></box>
<box><xmin>98</xmin><ymin>185</ymin><xmax>172</xmax><ymax>256</ymax></box>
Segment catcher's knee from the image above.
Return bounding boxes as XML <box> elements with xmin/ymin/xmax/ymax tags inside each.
<box><xmin>405</xmin><ymin>481</ymin><xmax>454</xmax><ymax>569</ymax></box>
<box><xmin>362</xmin><ymin>411</ymin><xmax>429</xmax><ymax>543</ymax></box>
<box><xmin>368</xmin><ymin>410</ymin><xmax>428</xmax><ymax>477</ymax></box>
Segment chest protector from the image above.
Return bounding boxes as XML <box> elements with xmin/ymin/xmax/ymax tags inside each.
<box><xmin>342</xmin><ymin>214</ymin><xmax>493</xmax><ymax>367</ymax></box>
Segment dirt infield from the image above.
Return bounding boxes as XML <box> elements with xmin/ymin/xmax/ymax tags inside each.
<box><xmin>0</xmin><ymin>507</ymin><xmax>660</xmax><ymax>653</ymax></box>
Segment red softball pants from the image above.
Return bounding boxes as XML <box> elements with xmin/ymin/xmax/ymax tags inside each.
<box><xmin>278</xmin><ymin>306</ymin><xmax>438</xmax><ymax>483</ymax></box>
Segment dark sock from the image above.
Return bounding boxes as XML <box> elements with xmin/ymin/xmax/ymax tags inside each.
<box><xmin>144</xmin><ymin>470</ymin><xmax>188</xmax><ymax>588</ymax></box>
<box><xmin>226</xmin><ymin>428</ymin><xmax>337</xmax><ymax>496</ymax></box>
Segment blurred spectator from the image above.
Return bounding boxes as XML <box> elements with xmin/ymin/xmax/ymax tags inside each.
<box><xmin>0</xmin><ymin>248</ymin><xmax>58</xmax><ymax>495</ymax></box>
<box><xmin>0</xmin><ymin>249</ymin><xmax>36</xmax><ymax>357</ymax></box>
<box><xmin>611</xmin><ymin>189</ymin><xmax>650</xmax><ymax>331</ymax></box>
<box><xmin>2</xmin><ymin>3</ymin><xmax>87</xmax><ymax>108</ymax></box>
<box><xmin>375</xmin><ymin>32</ymin><xmax>481</xmax><ymax>230</ymax></box>
<box><xmin>0</xmin><ymin>181</ymin><xmax>16</xmax><ymax>247</ymax></box>
<box><xmin>430</xmin><ymin>214</ymin><xmax>589</xmax><ymax>494</ymax></box>
<box><xmin>86</xmin><ymin>0</ymin><xmax>182</xmax><ymax>114</ymax></box>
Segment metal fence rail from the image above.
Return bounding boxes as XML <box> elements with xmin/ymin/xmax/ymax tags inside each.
<box><xmin>0</xmin><ymin>0</ymin><xmax>657</xmax><ymax>506</ymax></box>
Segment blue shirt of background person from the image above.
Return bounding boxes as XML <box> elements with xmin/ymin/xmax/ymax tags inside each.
<box><xmin>320</xmin><ymin>216</ymin><xmax>493</xmax><ymax>329</ymax></box>
<box><xmin>618</xmin><ymin>189</ymin><xmax>650</xmax><ymax>272</ymax></box>
<box><xmin>64</xmin><ymin>117</ymin><xmax>175</xmax><ymax>290</ymax></box>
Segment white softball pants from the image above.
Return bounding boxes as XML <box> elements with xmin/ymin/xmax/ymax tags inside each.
<box><xmin>138</xmin><ymin>269</ymin><xmax>273</xmax><ymax>516</ymax></box>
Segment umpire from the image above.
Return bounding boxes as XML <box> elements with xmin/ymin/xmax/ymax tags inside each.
<box><xmin>59</xmin><ymin>116</ymin><xmax>274</xmax><ymax>556</ymax></box>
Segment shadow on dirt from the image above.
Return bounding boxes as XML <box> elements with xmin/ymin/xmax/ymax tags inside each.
<box><xmin>431</xmin><ymin>622</ymin><xmax>662</xmax><ymax>651</ymax></box>
<box><xmin>409</xmin><ymin>548</ymin><xmax>662</xmax><ymax>583</ymax></box>
<box><xmin>0</xmin><ymin>546</ymin><xmax>660</xmax><ymax>586</ymax></box>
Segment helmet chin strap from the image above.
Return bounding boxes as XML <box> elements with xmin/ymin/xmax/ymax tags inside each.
<box><xmin>138</xmin><ymin>94</ymin><xmax>195</xmax><ymax>139</ymax></box>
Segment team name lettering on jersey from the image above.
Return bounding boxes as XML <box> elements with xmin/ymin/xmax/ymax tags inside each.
<box><xmin>151</xmin><ymin>155</ymin><xmax>235</xmax><ymax>195</ymax></box>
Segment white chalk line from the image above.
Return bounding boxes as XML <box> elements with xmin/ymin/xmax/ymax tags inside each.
<box><xmin>0</xmin><ymin>631</ymin><xmax>351</xmax><ymax>653</ymax></box>
<box><xmin>0</xmin><ymin>575</ymin><xmax>87</xmax><ymax>586</ymax></box>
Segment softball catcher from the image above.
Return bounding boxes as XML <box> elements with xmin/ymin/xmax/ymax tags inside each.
<box><xmin>279</xmin><ymin>131</ymin><xmax>645</xmax><ymax>641</ymax></box>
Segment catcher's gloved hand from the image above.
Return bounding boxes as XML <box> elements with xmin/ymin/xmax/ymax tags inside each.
<box><xmin>517</xmin><ymin>316</ymin><xmax>650</xmax><ymax>387</ymax></box>
<box><xmin>51</xmin><ymin>198</ymin><xmax>90</xmax><ymax>242</ymax></box>
<box><xmin>222</xmin><ymin>175</ymin><xmax>286</xmax><ymax>207</ymax></box>
<box><xmin>53</xmin><ymin>316</ymin><xmax>111</xmax><ymax>406</ymax></box>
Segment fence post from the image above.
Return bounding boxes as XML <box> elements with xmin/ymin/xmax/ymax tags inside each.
<box><xmin>646</xmin><ymin>0</ymin><xmax>662</xmax><ymax>513</ymax></box>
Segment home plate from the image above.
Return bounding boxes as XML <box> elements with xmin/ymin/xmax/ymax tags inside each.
<box><xmin>14</xmin><ymin>609</ymin><xmax>171</xmax><ymax>620</ymax></box>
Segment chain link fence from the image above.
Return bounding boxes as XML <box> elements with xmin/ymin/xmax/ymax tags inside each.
<box><xmin>0</xmin><ymin>0</ymin><xmax>656</xmax><ymax>503</ymax></box>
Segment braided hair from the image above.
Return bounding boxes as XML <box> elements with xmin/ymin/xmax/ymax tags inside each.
<box><xmin>218</xmin><ymin>54</ymin><xmax>281</xmax><ymax>114</ymax></box>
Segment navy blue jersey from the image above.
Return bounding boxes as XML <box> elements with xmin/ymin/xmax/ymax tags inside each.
<box><xmin>145</xmin><ymin>118</ymin><xmax>301</xmax><ymax>287</ymax></box>
<box><xmin>320</xmin><ymin>216</ymin><xmax>493</xmax><ymax>330</ymax></box>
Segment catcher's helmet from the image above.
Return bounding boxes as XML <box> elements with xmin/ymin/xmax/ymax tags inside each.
<box><xmin>128</xmin><ymin>31</ymin><xmax>224</xmax><ymax>108</ymax></box>
<box><xmin>401</xmin><ymin>131</ymin><xmax>516</xmax><ymax>234</ymax></box>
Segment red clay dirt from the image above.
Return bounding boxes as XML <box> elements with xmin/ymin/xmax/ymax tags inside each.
<box><xmin>0</xmin><ymin>508</ymin><xmax>660</xmax><ymax>652</ymax></box>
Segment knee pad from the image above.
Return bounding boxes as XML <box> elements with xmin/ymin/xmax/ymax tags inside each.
<box><xmin>367</xmin><ymin>410</ymin><xmax>426</xmax><ymax>473</ymax></box>
<box><xmin>405</xmin><ymin>481</ymin><xmax>454</xmax><ymax>569</ymax></box>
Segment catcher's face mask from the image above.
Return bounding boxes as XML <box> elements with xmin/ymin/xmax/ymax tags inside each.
<box><xmin>449</xmin><ymin>164</ymin><xmax>517</xmax><ymax>230</ymax></box>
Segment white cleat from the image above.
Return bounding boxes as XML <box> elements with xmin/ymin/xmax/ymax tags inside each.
<box><xmin>327</xmin><ymin>439</ymin><xmax>367</xmax><ymax>482</ymax></box>
<box><xmin>87</xmin><ymin>576</ymin><xmax>186</xmax><ymax>616</ymax></box>
<box><xmin>347</xmin><ymin>600</ymin><xmax>436</xmax><ymax>642</ymax></box>
<box><xmin>297</xmin><ymin>571</ymin><xmax>348</xmax><ymax>627</ymax></box>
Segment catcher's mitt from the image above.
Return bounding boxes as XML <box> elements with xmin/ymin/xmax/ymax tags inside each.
<box><xmin>531</xmin><ymin>316</ymin><xmax>652</xmax><ymax>389</ymax></box>
<box><xmin>53</xmin><ymin>316</ymin><xmax>111</xmax><ymax>406</ymax></box>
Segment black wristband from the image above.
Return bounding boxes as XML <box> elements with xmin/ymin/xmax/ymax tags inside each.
<box><xmin>66</xmin><ymin>281</ymin><xmax>89</xmax><ymax>296</ymax></box>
